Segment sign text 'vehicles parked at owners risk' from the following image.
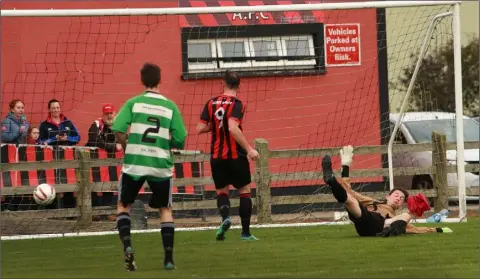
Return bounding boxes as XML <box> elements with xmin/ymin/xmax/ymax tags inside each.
<box><xmin>324</xmin><ymin>24</ymin><xmax>361</xmax><ymax>66</ymax></box>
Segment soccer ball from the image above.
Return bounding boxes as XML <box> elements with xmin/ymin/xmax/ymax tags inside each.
<box><xmin>33</xmin><ymin>183</ymin><xmax>56</xmax><ymax>205</ymax></box>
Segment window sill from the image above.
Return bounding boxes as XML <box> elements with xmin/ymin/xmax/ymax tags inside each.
<box><xmin>181</xmin><ymin>68</ymin><xmax>327</xmax><ymax>80</ymax></box>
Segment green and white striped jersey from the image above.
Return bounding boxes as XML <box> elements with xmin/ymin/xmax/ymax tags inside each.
<box><xmin>112</xmin><ymin>91</ymin><xmax>187</xmax><ymax>181</ymax></box>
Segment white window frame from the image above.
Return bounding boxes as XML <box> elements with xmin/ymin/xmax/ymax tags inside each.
<box><xmin>281</xmin><ymin>35</ymin><xmax>316</xmax><ymax>66</ymax></box>
<box><xmin>216</xmin><ymin>38</ymin><xmax>252</xmax><ymax>69</ymax></box>
<box><xmin>186</xmin><ymin>35</ymin><xmax>318</xmax><ymax>73</ymax></box>
<box><xmin>248</xmin><ymin>36</ymin><xmax>285</xmax><ymax>68</ymax></box>
<box><xmin>187</xmin><ymin>39</ymin><xmax>218</xmax><ymax>72</ymax></box>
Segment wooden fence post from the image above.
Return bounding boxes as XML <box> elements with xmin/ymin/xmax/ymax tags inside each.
<box><xmin>254</xmin><ymin>138</ymin><xmax>272</xmax><ymax>224</ymax></box>
<box><xmin>75</xmin><ymin>149</ymin><xmax>93</xmax><ymax>229</ymax></box>
<box><xmin>431</xmin><ymin>132</ymin><xmax>448</xmax><ymax>212</ymax></box>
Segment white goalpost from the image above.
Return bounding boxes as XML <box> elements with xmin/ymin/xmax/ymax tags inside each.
<box><xmin>387</xmin><ymin>3</ymin><xmax>467</xmax><ymax>222</ymax></box>
<box><xmin>0</xmin><ymin>0</ymin><xmax>469</xmax><ymax>241</ymax></box>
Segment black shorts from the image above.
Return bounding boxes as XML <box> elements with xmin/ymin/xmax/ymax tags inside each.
<box><xmin>347</xmin><ymin>203</ymin><xmax>386</xmax><ymax>237</ymax></box>
<box><xmin>210</xmin><ymin>157</ymin><xmax>251</xmax><ymax>190</ymax></box>
<box><xmin>118</xmin><ymin>173</ymin><xmax>172</xmax><ymax>209</ymax></box>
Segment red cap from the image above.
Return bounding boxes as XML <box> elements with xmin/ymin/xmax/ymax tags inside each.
<box><xmin>102</xmin><ymin>104</ymin><xmax>115</xmax><ymax>113</ymax></box>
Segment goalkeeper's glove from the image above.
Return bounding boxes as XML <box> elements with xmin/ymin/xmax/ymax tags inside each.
<box><xmin>436</xmin><ymin>227</ymin><xmax>453</xmax><ymax>233</ymax></box>
<box><xmin>339</xmin><ymin>145</ymin><xmax>354</xmax><ymax>166</ymax></box>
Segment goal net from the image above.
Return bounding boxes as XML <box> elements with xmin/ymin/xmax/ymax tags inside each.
<box><xmin>0</xmin><ymin>1</ymin><xmax>472</xmax><ymax>239</ymax></box>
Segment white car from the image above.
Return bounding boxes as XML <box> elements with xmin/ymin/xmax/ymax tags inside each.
<box><xmin>390</xmin><ymin>112</ymin><xmax>479</xmax><ymax>191</ymax></box>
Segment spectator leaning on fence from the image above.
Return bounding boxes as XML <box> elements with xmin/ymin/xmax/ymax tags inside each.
<box><xmin>1</xmin><ymin>99</ymin><xmax>29</xmax><ymax>144</ymax></box>
<box><xmin>27</xmin><ymin>125</ymin><xmax>41</xmax><ymax>145</ymax></box>
<box><xmin>39</xmin><ymin>99</ymin><xmax>80</xmax><ymax>146</ymax></box>
<box><xmin>85</xmin><ymin>104</ymin><xmax>122</xmax><ymax>153</ymax></box>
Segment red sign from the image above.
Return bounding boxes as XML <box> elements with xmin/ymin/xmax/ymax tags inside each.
<box><xmin>324</xmin><ymin>24</ymin><xmax>361</xmax><ymax>67</ymax></box>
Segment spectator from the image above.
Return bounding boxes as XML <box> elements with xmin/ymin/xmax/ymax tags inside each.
<box><xmin>1</xmin><ymin>99</ymin><xmax>29</xmax><ymax>144</ymax></box>
<box><xmin>27</xmin><ymin>125</ymin><xmax>41</xmax><ymax>145</ymax></box>
<box><xmin>85</xmin><ymin>104</ymin><xmax>122</xmax><ymax>153</ymax></box>
<box><xmin>39</xmin><ymin>99</ymin><xmax>80</xmax><ymax>146</ymax></box>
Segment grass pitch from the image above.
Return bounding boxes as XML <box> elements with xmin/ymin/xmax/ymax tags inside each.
<box><xmin>2</xmin><ymin>220</ymin><xmax>479</xmax><ymax>278</ymax></box>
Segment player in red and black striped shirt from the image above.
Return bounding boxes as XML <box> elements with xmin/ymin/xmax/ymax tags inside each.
<box><xmin>196</xmin><ymin>71</ymin><xmax>259</xmax><ymax>241</ymax></box>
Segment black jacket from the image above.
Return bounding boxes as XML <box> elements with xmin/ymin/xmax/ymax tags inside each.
<box><xmin>39</xmin><ymin>114</ymin><xmax>80</xmax><ymax>146</ymax></box>
<box><xmin>85</xmin><ymin>118</ymin><xmax>117</xmax><ymax>153</ymax></box>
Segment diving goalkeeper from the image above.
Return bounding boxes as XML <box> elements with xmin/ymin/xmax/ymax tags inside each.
<box><xmin>322</xmin><ymin>146</ymin><xmax>453</xmax><ymax>237</ymax></box>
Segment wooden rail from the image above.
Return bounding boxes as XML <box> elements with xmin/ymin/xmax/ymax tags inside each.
<box><xmin>0</xmin><ymin>133</ymin><xmax>479</xmax><ymax>229</ymax></box>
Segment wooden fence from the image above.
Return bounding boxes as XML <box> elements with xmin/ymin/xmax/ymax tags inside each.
<box><xmin>0</xmin><ymin>132</ymin><xmax>479</xmax><ymax>229</ymax></box>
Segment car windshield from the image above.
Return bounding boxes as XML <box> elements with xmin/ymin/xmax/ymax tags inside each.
<box><xmin>404</xmin><ymin>119</ymin><xmax>480</xmax><ymax>143</ymax></box>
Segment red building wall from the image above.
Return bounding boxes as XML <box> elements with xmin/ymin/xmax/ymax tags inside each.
<box><xmin>1</xmin><ymin>0</ymin><xmax>384</xmax><ymax>187</ymax></box>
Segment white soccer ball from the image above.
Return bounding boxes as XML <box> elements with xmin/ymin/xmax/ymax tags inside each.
<box><xmin>33</xmin><ymin>183</ymin><xmax>56</xmax><ymax>205</ymax></box>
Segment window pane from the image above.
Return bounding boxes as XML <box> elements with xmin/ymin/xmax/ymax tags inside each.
<box><xmin>221</xmin><ymin>42</ymin><xmax>245</xmax><ymax>57</ymax></box>
<box><xmin>188</xmin><ymin>43</ymin><xmax>212</xmax><ymax>58</ymax></box>
<box><xmin>285</xmin><ymin>38</ymin><xmax>310</xmax><ymax>56</ymax></box>
<box><xmin>404</xmin><ymin>119</ymin><xmax>480</xmax><ymax>143</ymax></box>
<box><xmin>253</xmin><ymin>40</ymin><xmax>278</xmax><ymax>57</ymax></box>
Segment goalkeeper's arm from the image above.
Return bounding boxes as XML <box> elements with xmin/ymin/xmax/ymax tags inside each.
<box><xmin>406</xmin><ymin>223</ymin><xmax>453</xmax><ymax>234</ymax></box>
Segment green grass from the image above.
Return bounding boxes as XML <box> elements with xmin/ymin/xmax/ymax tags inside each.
<box><xmin>2</xmin><ymin>220</ymin><xmax>479</xmax><ymax>278</ymax></box>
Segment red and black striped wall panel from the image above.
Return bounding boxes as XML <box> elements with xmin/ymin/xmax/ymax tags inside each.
<box><xmin>1</xmin><ymin>144</ymin><xmax>19</xmax><ymax>188</ymax></box>
<box><xmin>17</xmin><ymin>145</ymin><xmax>56</xmax><ymax>188</ymax></box>
<box><xmin>178</xmin><ymin>0</ymin><xmax>324</xmax><ymax>27</ymax></box>
<box><xmin>1</xmin><ymin>145</ymin><xmax>204</xmax><ymax>196</ymax></box>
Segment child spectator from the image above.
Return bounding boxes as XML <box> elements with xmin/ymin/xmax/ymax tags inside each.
<box><xmin>39</xmin><ymin>99</ymin><xmax>80</xmax><ymax>146</ymax></box>
<box><xmin>1</xmin><ymin>99</ymin><xmax>29</xmax><ymax>144</ymax></box>
<box><xmin>27</xmin><ymin>126</ymin><xmax>41</xmax><ymax>145</ymax></box>
<box><xmin>85</xmin><ymin>104</ymin><xmax>122</xmax><ymax>153</ymax></box>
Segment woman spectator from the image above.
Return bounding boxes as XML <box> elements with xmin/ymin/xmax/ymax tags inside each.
<box><xmin>27</xmin><ymin>126</ymin><xmax>41</xmax><ymax>145</ymax></box>
<box><xmin>1</xmin><ymin>99</ymin><xmax>29</xmax><ymax>144</ymax></box>
<box><xmin>39</xmin><ymin>99</ymin><xmax>80</xmax><ymax>146</ymax></box>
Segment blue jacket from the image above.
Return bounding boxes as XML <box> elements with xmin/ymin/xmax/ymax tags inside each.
<box><xmin>39</xmin><ymin>114</ymin><xmax>80</xmax><ymax>146</ymax></box>
<box><xmin>1</xmin><ymin>113</ymin><xmax>29</xmax><ymax>144</ymax></box>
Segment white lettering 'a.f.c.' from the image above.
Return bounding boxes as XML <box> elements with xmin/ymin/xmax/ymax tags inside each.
<box><xmin>232</xmin><ymin>13</ymin><xmax>242</xmax><ymax>20</ymax></box>
<box><xmin>259</xmin><ymin>12</ymin><xmax>269</xmax><ymax>19</ymax></box>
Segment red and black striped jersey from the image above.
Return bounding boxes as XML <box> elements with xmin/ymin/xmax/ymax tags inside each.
<box><xmin>200</xmin><ymin>95</ymin><xmax>246</xmax><ymax>159</ymax></box>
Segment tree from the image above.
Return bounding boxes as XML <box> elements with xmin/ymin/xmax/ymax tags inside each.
<box><xmin>393</xmin><ymin>36</ymin><xmax>479</xmax><ymax>117</ymax></box>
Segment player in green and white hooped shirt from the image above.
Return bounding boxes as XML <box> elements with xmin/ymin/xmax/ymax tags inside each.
<box><xmin>112</xmin><ymin>63</ymin><xmax>187</xmax><ymax>272</ymax></box>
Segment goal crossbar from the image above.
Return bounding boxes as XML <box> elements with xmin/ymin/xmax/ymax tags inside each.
<box><xmin>1</xmin><ymin>1</ymin><xmax>461</xmax><ymax>17</ymax></box>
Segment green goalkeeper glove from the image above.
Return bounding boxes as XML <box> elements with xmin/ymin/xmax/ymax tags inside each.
<box><xmin>436</xmin><ymin>227</ymin><xmax>453</xmax><ymax>233</ymax></box>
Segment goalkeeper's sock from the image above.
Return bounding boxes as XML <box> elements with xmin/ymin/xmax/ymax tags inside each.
<box><xmin>239</xmin><ymin>193</ymin><xmax>253</xmax><ymax>236</ymax></box>
<box><xmin>322</xmin><ymin>155</ymin><xmax>347</xmax><ymax>203</ymax></box>
<box><xmin>216</xmin><ymin>192</ymin><xmax>231</xmax><ymax>221</ymax></box>
<box><xmin>117</xmin><ymin>212</ymin><xmax>132</xmax><ymax>251</ymax></box>
<box><xmin>328</xmin><ymin>178</ymin><xmax>348</xmax><ymax>203</ymax></box>
<box><xmin>161</xmin><ymin>222</ymin><xmax>175</xmax><ymax>264</ymax></box>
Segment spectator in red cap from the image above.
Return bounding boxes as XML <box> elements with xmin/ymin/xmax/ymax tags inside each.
<box><xmin>85</xmin><ymin>104</ymin><xmax>122</xmax><ymax>153</ymax></box>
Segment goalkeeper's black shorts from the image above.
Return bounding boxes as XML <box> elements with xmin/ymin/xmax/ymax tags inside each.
<box><xmin>346</xmin><ymin>203</ymin><xmax>386</xmax><ymax>237</ymax></box>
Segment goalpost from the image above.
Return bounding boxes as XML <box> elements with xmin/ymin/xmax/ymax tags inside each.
<box><xmin>386</xmin><ymin>3</ymin><xmax>467</xmax><ymax>222</ymax></box>
<box><xmin>0</xmin><ymin>1</ymin><xmax>469</xmax><ymax>240</ymax></box>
